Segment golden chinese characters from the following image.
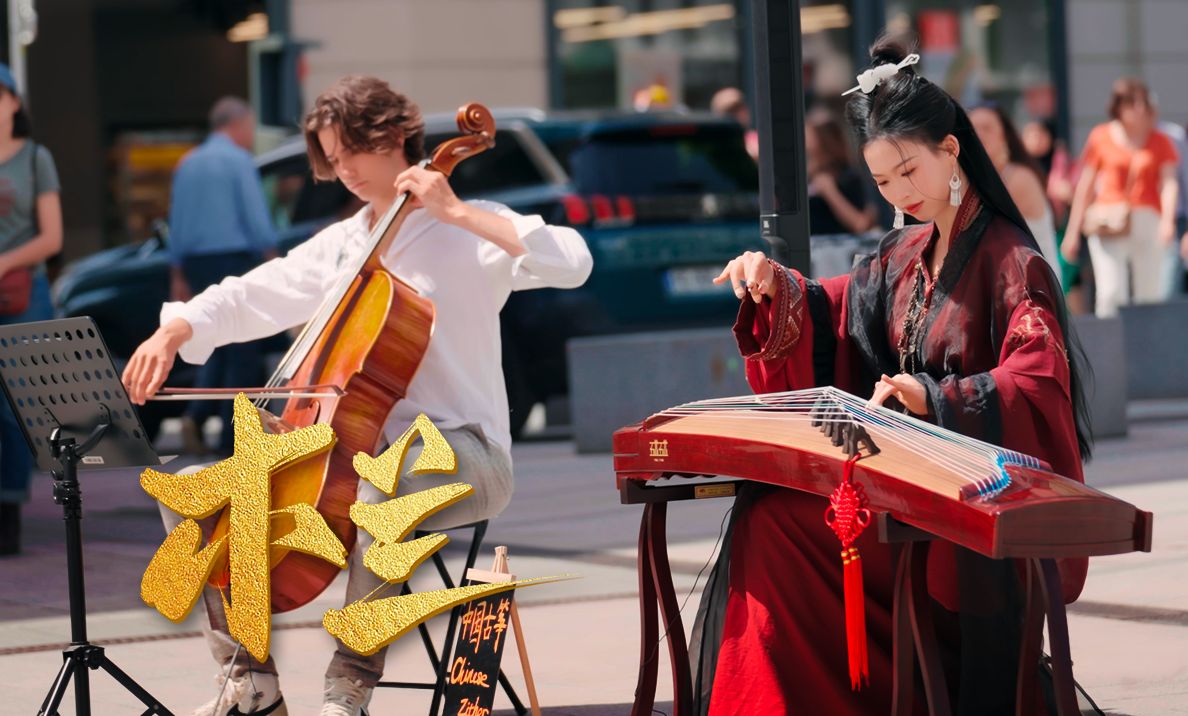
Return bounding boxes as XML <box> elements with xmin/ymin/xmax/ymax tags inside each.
<box><xmin>140</xmin><ymin>394</ymin><xmax>346</xmax><ymax>662</ymax></box>
<box><xmin>141</xmin><ymin>398</ymin><xmax>560</xmax><ymax>662</ymax></box>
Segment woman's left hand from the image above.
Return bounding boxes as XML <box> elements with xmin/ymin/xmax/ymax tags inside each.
<box><xmin>394</xmin><ymin>166</ymin><xmax>465</xmax><ymax>224</ymax></box>
<box><xmin>868</xmin><ymin>373</ymin><xmax>928</xmax><ymax>415</ymax></box>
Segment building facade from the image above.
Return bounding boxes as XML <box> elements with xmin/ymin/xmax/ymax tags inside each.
<box><xmin>546</xmin><ymin>1</ymin><xmax>1068</xmax><ymax>139</ymax></box>
<box><xmin>292</xmin><ymin>0</ymin><xmax>551</xmax><ymax>115</ymax></box>
<box><xmin>12</xmin><ymin>0</ymin><xmax>1188</xmax><ymax>260</ymax></box>
<box><xmin>292</xmin><ymin>0</ymin><xmax>1188</xmax><ymax>202</ymax></box>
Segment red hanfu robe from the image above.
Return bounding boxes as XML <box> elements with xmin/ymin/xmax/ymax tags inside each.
<box><xmin>706</xmin><ymin>196</ymin><xmax>1087</xmax><ymax>715</ymax></box>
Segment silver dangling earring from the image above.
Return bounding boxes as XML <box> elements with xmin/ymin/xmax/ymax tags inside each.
<box><xmin>949</xmin><ymin>168</ymin><xmax>962</xmax><ymax>207</ymax></box>
<box><xmin>893</xmin><ymin>206</ymin><xmax>905</xmax><ymax>229</ymax></box>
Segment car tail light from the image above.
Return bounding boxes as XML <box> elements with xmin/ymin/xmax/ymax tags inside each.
<box><xmin>590</xmin><ymin>195</ymin><xmax>614</xmax><ymax>223</ymax></box>
<box><xmin>561</xmin><ymin>194</ymin><xmax>591</xmax><ymax>225</ymax></box>
<box><xmin>615</xmin><ymin>196</ymin><xmax>635</xmax><ymax>224</ymax></box>
<box><xmin>563</xmin><ymin>194</ymin><xmax>637</xmax><ymax>227</ymax></box>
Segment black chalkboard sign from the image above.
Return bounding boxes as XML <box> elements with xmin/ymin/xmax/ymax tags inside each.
<box><xmin>442</xmin><ymin>589</ymin><xmax>516</xmax><ymax>716</ymax></box>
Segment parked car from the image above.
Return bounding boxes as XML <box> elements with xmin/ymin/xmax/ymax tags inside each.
<box><xmin>53</xmin><ymin>109</ymin><xmax>764</xmax><ymax>440</ymax></box>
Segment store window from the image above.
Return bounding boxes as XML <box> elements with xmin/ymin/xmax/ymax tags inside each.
<box><xmin>549</xmin><ymin>1</ymin><xmax>858</xmax><ymax>114</ymax></box>
<box><xmin>548</xmin><ymin>1</ymin><xmax>1052</xmax><ymax>121</ymax></box>
<box><xmin>550</xmin><ymin>0</ymin><xmax>745</xmax><ymax>110</ymax></box>
<box><xmin>882</xmin><ymin>0</ymin><xmax>1054</xmax><ymax>125</ymax></box>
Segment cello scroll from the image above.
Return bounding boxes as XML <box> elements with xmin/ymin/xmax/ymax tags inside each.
<box><xmin>427</xmin><ymin>103</ymin><xmax>496</xmax><ymax>176</ymax></box>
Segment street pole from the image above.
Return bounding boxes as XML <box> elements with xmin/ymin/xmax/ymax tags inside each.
<box><xmin>7</xmin><ymin>0</ymin><xmax>37</xmax><ymax>98</ymax></box>
<box><xmin>749</xmin><ymin>0</ymin><xmax>811</xmax><ymax>275</ymax></box>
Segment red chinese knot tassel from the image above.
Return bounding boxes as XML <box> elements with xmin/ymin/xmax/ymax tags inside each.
<box><xmin>824</xmin><ymin>454</ymin><xmax>871</xmax><ymax>690</ymax></box>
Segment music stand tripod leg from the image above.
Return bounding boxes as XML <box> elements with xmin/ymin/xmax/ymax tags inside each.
<box><xmin>74</xmin><ymin>649</ymin><xmax>92</xmax><ymax>716</ymax></box>
<box><xmin>97</xmin><ymin>651</ymin><xmax>174</xmax><ymax>714</ymax></box>
<box><xmin>38</xmin><ymin>653</ymin><xmax>76</xmax><ymax>716</ymax></box>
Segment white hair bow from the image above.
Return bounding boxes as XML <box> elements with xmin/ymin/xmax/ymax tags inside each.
<box><xmin>842</xmin><ymin>54</ymin><xmax>921</xmax><ymax>96</ymax></box>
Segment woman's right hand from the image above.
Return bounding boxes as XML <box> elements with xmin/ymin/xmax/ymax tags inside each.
<box><xmin>122</xmin><ymin>318</ymin><xmax>193</xmax><ymax>405</ymax></box>
<box><xmin>713</xmin><ymin>251</ymin><xmax>778</xmax><ymax>303</ymax></box>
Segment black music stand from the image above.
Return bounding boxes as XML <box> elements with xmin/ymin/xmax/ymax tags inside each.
<box><xmin>0</xmin><ymin>317</ymin><xmax>174</xmax><ymax>716</ymax></box>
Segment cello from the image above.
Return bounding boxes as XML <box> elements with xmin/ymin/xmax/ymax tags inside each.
<box><xmin>158</xmin><ymin>104</ymin><xmax>497</xmax><ymax>612</ymax></box>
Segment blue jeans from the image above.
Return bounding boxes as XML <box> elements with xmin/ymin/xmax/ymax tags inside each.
<box><xmin>180</xmin><ymin>251</ymin><xmax>268</xmax><ymax>452</ymax></box>
<box><xmin>0</xmin><ymin>271</ymin><xmax>54</xmax><ymax>502</ymax></box>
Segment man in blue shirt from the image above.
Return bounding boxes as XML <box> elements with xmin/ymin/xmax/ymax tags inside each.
<box><xmin>169</xmin><ymin>96</ymin><xmax>277</xmax><ymax>453</ymax></box>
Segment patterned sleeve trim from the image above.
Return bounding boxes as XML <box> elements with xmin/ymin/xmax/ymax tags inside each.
<box><xmin>1010</xmin><ymin>296</ymin><xmax>1068</xmax><ymax>362</ymax></box>
<box><xmin>749</xmin><ymin>259</ymin><xmax>804</xmax><ymax>362</ymax></box>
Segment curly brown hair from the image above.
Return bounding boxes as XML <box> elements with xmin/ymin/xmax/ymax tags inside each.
<box><xmin>303</xmin><ymin>76</ymin><xmax>425</xmax><ymax>181</ymax></box>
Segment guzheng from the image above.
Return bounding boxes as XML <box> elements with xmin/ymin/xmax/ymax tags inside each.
<box><xmin>616</xmin><ymin>387</ymin><xmax>1152</xmax><ymax>716</ymax></box>
<box><xmin>614</xmin><ymin>386</ymin><xmax>1152</xmax><ymax>560</ymax></box>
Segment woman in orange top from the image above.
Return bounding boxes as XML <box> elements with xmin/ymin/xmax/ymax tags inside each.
<box><xmin>1062</xmin><ymin>77</ymin><xmax>1180</xmax><ymax>317</ymax></box>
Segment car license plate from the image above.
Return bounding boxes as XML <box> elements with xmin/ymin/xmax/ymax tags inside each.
<box><xmin>664</xmin><ymin>265</ymin><xmax>733</xmax><ymax>297</ymax></box>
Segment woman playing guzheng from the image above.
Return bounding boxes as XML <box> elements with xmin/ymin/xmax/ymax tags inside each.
<box><xmin>697</xmin><ymin>37</ymin><xmax>1095</xmax><ymax>714</ymax></box>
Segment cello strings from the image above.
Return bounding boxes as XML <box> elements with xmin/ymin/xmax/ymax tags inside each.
<box><xmin>269</xmin><ymin>194</ymin><xmax>405</xmax><ymax>385</ymax></box>
<box><xmin>258</xmin><ymin>190</ymin><xmax>414</xmax><ymax>408</ymax></box>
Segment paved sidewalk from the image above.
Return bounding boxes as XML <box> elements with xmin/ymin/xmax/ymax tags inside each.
<box><xmin>1</xmin><ymin>417</ymin><xmax>1186</xmax><ymax>714</ymax></box>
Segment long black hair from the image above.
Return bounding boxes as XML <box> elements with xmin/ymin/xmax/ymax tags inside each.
<box><xmin>844</xmin><ymin>36</ymin><xmax>1093</xmax><ymax>460</ymax></box>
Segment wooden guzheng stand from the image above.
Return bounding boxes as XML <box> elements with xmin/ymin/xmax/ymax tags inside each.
<box><xmin>613</xmin><ymin>388</ymin><xmax>1153</xmax><ymax>716</ymax></box>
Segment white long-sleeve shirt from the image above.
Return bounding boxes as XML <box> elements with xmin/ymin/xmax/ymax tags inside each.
<box><xmin>160</xmin><ymin>200</ymin><xmax>593</xmax><ymax>454</ymax></box>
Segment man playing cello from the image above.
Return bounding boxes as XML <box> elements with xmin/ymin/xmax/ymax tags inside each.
<box><xmin>122</xmin><ymin>76</ymin><xmax>592</xmax><ymax>716</ymax></box>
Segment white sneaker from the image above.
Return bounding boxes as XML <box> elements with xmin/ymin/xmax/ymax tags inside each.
<box><xmin>320</xmin><ymin>676</ymin><xmax>373</xmax><ymax>716</ymax></box>
<box><xmin>191</xmin><ymin>671</ymin><xmax>287</xmax><ymax>716</ymax></box>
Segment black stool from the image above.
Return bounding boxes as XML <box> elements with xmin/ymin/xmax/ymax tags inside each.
<box><xmin>375</xmin><ymin>519</ymin><xmax>527</xmax><ymax>716</ymax></box>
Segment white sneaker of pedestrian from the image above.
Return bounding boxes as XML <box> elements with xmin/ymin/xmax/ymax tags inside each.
<box><xmin>191</xmin><ymin>671</ymin><xmax>287</xmax><ymax>716</ymax></box>
<box><xmin>320</xmin><ymin>676</ymin><xmax>373</xmax><ymax>716</ymax></box>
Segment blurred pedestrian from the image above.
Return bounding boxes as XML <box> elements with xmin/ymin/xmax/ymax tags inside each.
<box><xmin>805</xmin><ymin>109</ymin><xmax>876</xmax><ymax>236</ymax></box>
<box><xmin>1023</xmin><ymin>118</ymin><xmax>1076</xmax><ymax>223</ymax></box>
<box><xmin>1023</xmin><ymin>118</ymin><xmax>1058</xmax><ymax>177</ymax></box>
<box><xmin>1062</xmin><ymin>78</ymin><xmax>1180</xmax><ymax>317</ymax></box>
<box><xmin>1153</xmin><ymin>98</ymin><xmax>1187</xmax><ymax>293</ymax></box>
<box><xmin>1022</xmin><ymin>117</ymin><xmax>1088</xmax><ymax>303</ymax></box>
<box><xmin>0</xmin><ymin>62</ymin><xmax>63</xmax><ymax>556</ymax></box>
<box><xmin>168</xmin><ymin>96</ymin><xmax>277</xmax><ymax>454</ymax></box>
<box><xmin>970</xmin><ymin>104</ymin><xmax>1062</xmax><ymax>285</ymax></box>
<box><xmin>633</xmin><ymin>81</ymin><xmax>677</xmax><ymax>112</ymax></box>
<box><xmin>711</xmin><ymin>86</ymin><xmax>759</xmax><ymax>161</ymax></box>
